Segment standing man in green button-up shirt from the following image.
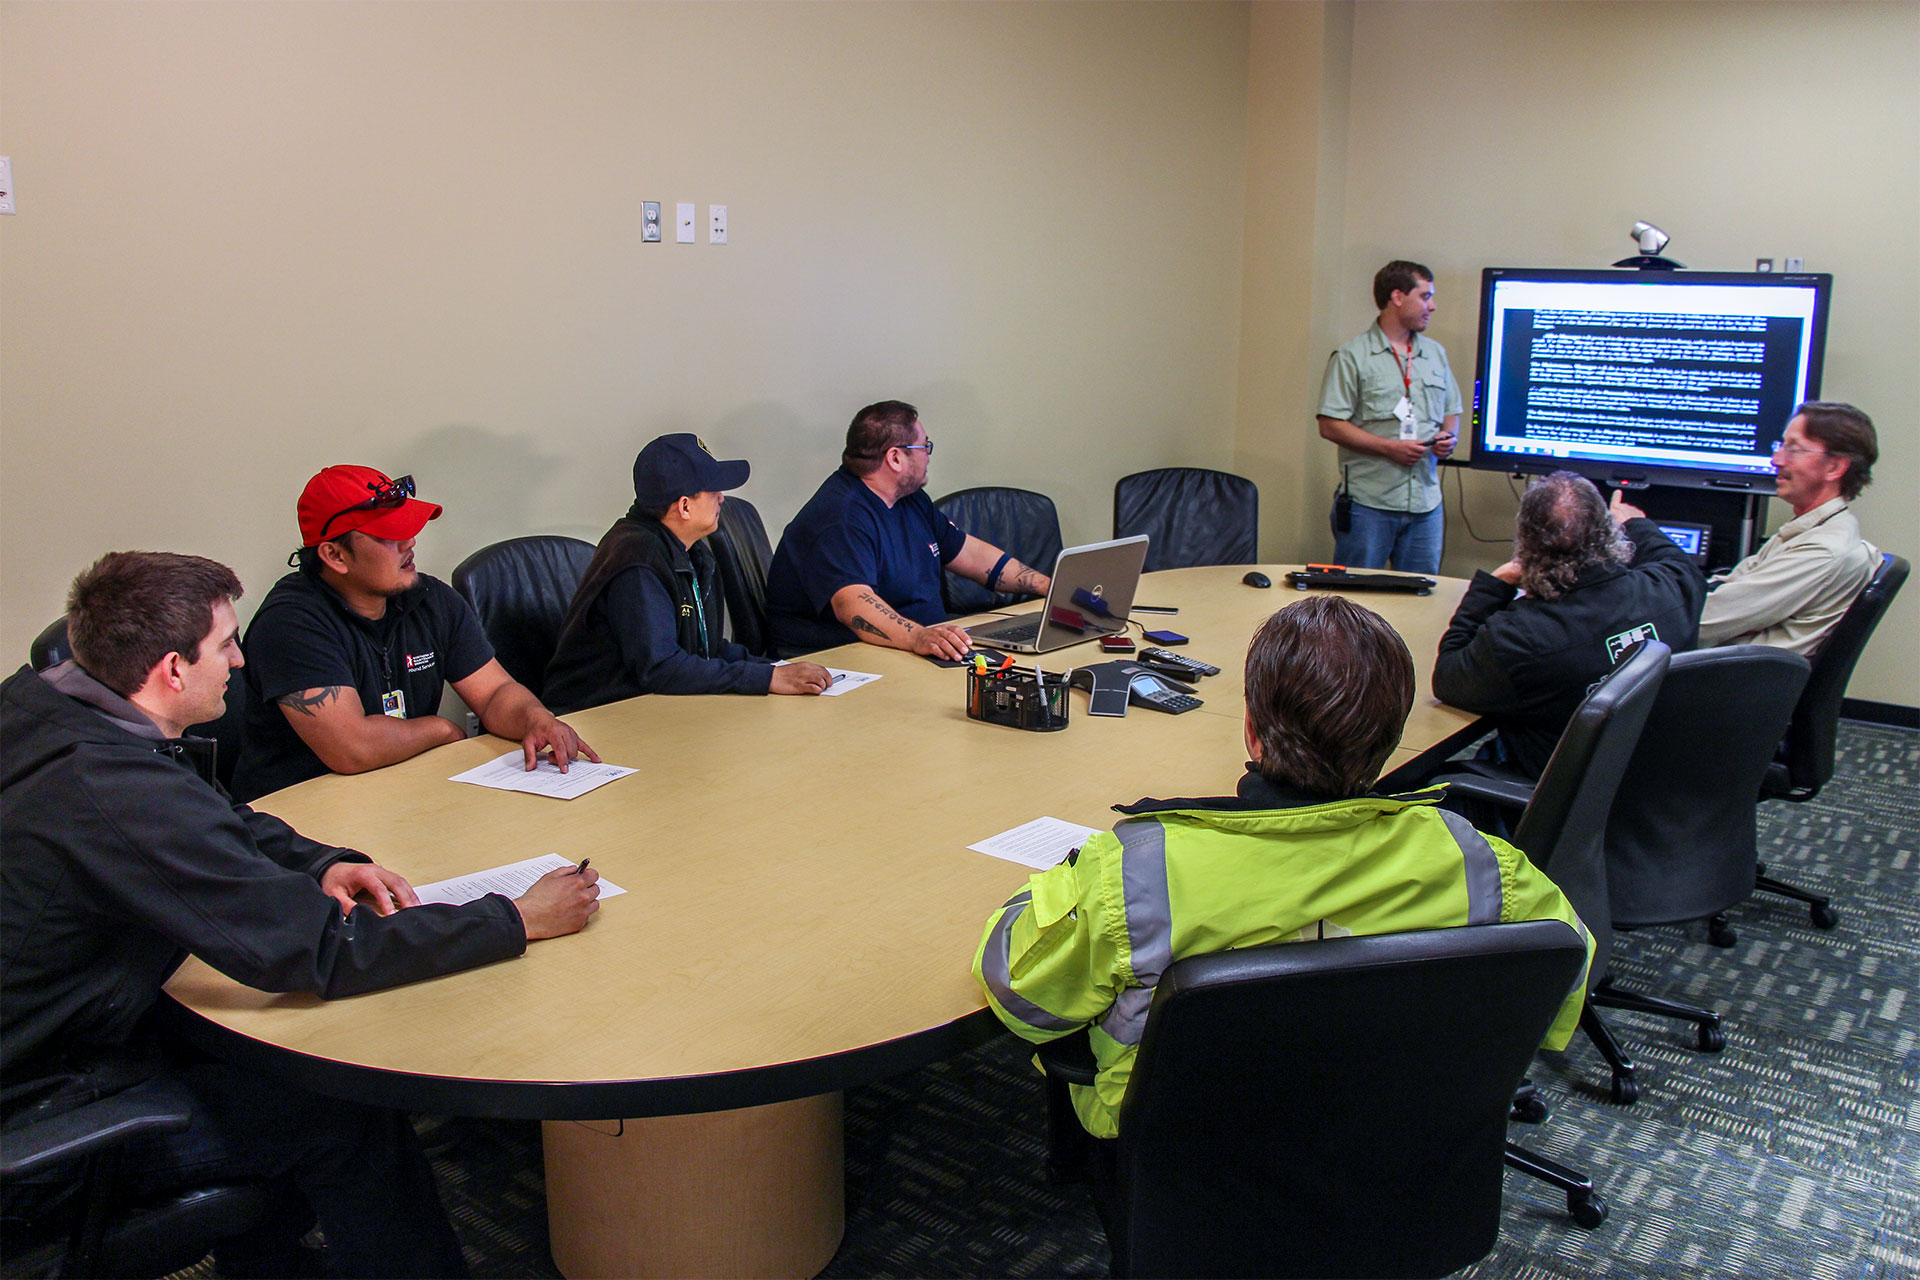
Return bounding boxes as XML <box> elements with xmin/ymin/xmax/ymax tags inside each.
<box><xmin>1316</xmin><ymin>260</ymin><xmax>1463</xmax><ymax>574</ymax></box>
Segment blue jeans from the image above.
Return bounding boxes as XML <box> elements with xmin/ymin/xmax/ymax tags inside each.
<box><xmin>1332</xmin><ymin>501</ymin><xmax>1444</xmax><ymax>574</ymax></box>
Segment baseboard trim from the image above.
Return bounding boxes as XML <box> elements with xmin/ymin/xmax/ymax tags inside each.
<box><xmin>1841</xmin><ymin>698</ymin><xmax>1920</xmax><ymax>729</ymax></box>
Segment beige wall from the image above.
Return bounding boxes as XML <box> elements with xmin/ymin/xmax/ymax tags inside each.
<box><xmin>1238</xmin><ymin>0</ymin><xmax>1918</xmax><ymax>707</ymax></box>
<box><xmin>5</xmin><ymin>1</ymin><xmax>1914</xmax><ymax>707</ymax></box>
<box><xmin>0</xmin><ymin>1</ymin><xmax>1249</xmax><ymax>660</ymax></box>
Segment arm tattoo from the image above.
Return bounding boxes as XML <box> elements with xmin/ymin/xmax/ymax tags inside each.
<box><xmin>855</xmin><ymin>591</ymin><xmax>912</xmax><ymax>631</ymax></box>
<box><xmin>1009</xmin><ymin>565</ymin><xmax>1047</xmax><ymax>595</ymax></box>
<box><xmin>848</xmin><ymin>616</ymin><xmax>887</xmax><ymax>639</ymax></box>
<box><xmin>279</xmin><ymin>686</ymin><xmax>345</xmax><ymax>717</ymax></box>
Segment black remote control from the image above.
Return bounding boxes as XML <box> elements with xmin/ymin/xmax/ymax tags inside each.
<box><xmin>1141</xmin><ymin>648</ymin><xmax>1220</xmax><ymax>678</ymax></box>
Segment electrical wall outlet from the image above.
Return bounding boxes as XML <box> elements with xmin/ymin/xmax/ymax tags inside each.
<box><xmin>642</xmin><ymin>201</ymin><xmax>661</xmax><ymax>242</ymax></box>
<box><xmin>0</xmin><ymin>157</ymin><xmax>14</xmax><ymax>216</ymax></box>
<box><xmin>676</xmin><ymin>203</ymin><xmax>696</xmax><ymax>243</ymax></box>
<box><xmin>709</xmin><ymin>204</ymin><xmax>728</xmax><ymax>244</ymax></box>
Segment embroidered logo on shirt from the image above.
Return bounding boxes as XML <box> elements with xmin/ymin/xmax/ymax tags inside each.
<box><xmin>679</xmin><ymin>603</ymin><xmax>694</xmax><ymax>617</ymax></box>
<box><xmin>404</xmin><ymin>651</ymin><xmax>437</xmax><ymax>672</ymax></box>
<box><xmin>928</xmin><ymin>541</ymin><xmax>940</xmax><ymax>557</ymax></box>
<box><xmin>1604</xmin><ymin>623</ymin><xmax>1659</xmax><ymax>663</ymax></box>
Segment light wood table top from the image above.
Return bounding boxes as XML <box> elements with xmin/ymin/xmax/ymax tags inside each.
<box><xmin>163</xmin><ymin>566</ymin><xmax>1479</xmax><ymax>1118</ymax></box>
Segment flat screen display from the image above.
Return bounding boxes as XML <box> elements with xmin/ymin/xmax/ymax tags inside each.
<box><xmin>1468</xmin><ymin>268</ymin><xmax>1832</xmax><ymax>492</ymax></box>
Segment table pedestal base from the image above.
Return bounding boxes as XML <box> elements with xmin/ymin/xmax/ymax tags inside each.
<box><xmin>543</xmin><ymin>1092</ymin><xmax>845</xmax><ymax>1279</ymax></box>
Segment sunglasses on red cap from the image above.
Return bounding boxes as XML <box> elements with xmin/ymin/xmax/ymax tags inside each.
<box><xmin>316</xmin><ymin>473</ymin><xmax>416</xmax><ymax>542</ymax></box>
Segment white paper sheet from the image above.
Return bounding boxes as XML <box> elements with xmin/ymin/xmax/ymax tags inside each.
<box><xmin>448</xmin><ymin>751</ymin><xmax>636</xmax><ymax>800</ymax></box>
<box><xmin>968</xmin><ymin>817</ymin><xmax>1104</xmax><ymax>870</ymax></box>
<box><xmin>412</xmin><ymin>852</ymin><xmax>629</xmax><ymax>907</ymax></box>
<box><xmin>775</xmin><ymin>660</ymin><xmax>882</xmax><ymax>696</ymax></box>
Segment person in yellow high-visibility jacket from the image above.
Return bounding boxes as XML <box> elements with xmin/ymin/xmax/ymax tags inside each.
<box><xmin>973</xmin><ymin>595</ymin><xmax>1593</xmax><ymax>1140</ymax></box>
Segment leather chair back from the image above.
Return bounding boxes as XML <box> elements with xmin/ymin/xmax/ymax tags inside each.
<box><xmin>709</xmin><ymin>496</ymin><xmax>774</xmax><ymax>656</ymax></box>
<box><xmin>932</xmin><ymin>487</ymin><xmax>1064</xmax><ymax>615</ymax></box>
<box><xmin>1111</xmin><ymin>922</ymin><xmax>1588</xmax><ymax>1279</ymax></box>
<box><xmin>450</xmin><ymin>536</ymin><xmax>595</xmax><ymax>699</ymax></box>
<box><xmin>1767</xmin><ymin>552</ymin><xmax>1908</xmax><ymax>801</ymax></box>
<box><xmin>1113</xmin><ymin>468</ymin><xmax>1258</xmax><ymax>572</ymax></box>
<box><xmin>1509</xmin><ymin>639</ymin><xmax>1669</xmax><ymax>988</ymax></box>
<box><xmin>1606</xmin><ymin>645</ymin><xmax>1810</xmax><ymax>926</ymax></box>
<box><xmin>29</xmin><ymin>616</ymin><xmax>73</xmax><ymax>671</ymax></box>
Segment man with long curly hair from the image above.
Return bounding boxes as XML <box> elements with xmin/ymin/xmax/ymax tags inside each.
<box><xmin>1431</xmin><ymin>470</ymin><xmax>1705</xmax><ymax>778</ymax></box>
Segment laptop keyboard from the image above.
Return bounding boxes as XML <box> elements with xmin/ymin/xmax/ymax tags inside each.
<box><xmin>980</xmin><ymin>619</ymin><xmax>1040</xmax><ymax>643</ymax></box>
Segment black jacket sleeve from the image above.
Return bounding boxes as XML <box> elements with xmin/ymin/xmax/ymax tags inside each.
<box><xmin>603</xmin><ymin>568</ymin><xmax>775</xmax><ymax>696</ymax></box>
<box><xmin>72</xmin><ymin>745</ymin><xmax>525</xmax><ymax>999</ymax></box>
<box><xmin>1432</xmin><ymin>570</ymin><xmax>1526</xmax><ymax>714</ymax></box>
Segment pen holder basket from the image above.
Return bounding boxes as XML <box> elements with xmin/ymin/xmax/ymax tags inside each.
<box><xmin>966</xmin><ymin>666</ymin><xmax>1069</xmax><ymax>732</ymax></box>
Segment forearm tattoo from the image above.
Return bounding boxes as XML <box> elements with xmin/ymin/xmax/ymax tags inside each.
<box><xmin>848</xmin><ymin>616</ymin><xmax>887</xmax><ymax>639</ymax></box>
<box><xmin>1008</xmin><ymin>564</ymin><xmax>1047</xmax><ymax>595</ymax></box>
<box><xmin>855</xmin><ymin>590</ymin><xmax>913</xmax><ymax>634</ymax></box>
<box><xmin>279</xmin><ymin>686</ymin><xmax>345</xmax><ymax>717</ymax></box>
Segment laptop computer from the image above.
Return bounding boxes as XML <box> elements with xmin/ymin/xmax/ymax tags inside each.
<box><xmin>966</xmin><ymin>535</ymin><xmax>1149</xmax><ymax>654</ymax></box>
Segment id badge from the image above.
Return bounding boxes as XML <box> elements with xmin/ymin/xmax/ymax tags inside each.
<box><xmin>381</xmin><ymin>689</ymin><xmax>407</xmax><ymax>719</ymax></box>
<box><xmin>1393</xmin><ymin>395</ymin><xmax>1419</xmax><ymax>440</ymax></box>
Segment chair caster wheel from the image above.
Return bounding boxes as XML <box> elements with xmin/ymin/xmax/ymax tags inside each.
<box><xmin>1609</xmin><ymin>1075</ymin><xmax>1639</xmax><ymax>1106</ymax></box>
<box><xmin>1512</xmin><ymin>1095</ymin><xmax>1549</xmax><ymax>1124</ymax></box>
<box><xmin>1810</xmin><ymin>902</ymin><xmax>1839</xmax><ymax>930</ymax></box>
<box><xmin>1697</xmin><ymin>1023</ymin><xmax>1726</xmax><ymax>1053</ymax></box>
<box><xmin>1708</xmin><ymin>917</ymin><xmax>1737</xmax><ymax>948</ymax></box>
<box><xmin>1569</xmin><ymin>1191</ymin><xmax>1609</xmax><ymax>1229</ymax></box>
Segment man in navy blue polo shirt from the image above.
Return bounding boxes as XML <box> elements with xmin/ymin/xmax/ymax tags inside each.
<box><xmin>765</xmin><ymin>401</ymin><xmax>1052</xmax><ymax>658</ymax></box>
<box><xmin>234</xmin><ymin>466</ymin><xmax>596</xmax><ymax>802</ymax></box>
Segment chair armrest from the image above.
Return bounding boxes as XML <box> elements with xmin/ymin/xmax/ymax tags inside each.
<box><xmin>1035</xmin><ymin>1030</ymin><xmax>1099</xmax><ymax>1086</ymax></box>
<box><xmin>1432</xmin><ymin>771</ymin><xmax>1536</xmax><ymax>814</ymax></box>
<box><xmin>0</xmin><ymin>1096</ymin><xmax>192</xmax><ymax>1179</ymax></box>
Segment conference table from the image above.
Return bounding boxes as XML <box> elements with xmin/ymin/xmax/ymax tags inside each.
<box><xmin>163</xmin><ymin>565</ymin><xmax>1480</xmax><ymax>1279</ymax></box>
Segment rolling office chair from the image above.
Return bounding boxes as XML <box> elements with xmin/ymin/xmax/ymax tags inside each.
<box><xmin>450</xmin><ymin>535</ymin><xmax>594</xmax><ymax>700</ymax></box>
<box><xmin>708</xmin><ymin>495</ymin><xmax>775</xmax><ymax>656</ymax></box>
<box><xmin>1112</xmin><ymin>467</ymin><xmax>1258</xmax><ymax>571</ymax></box>
<box><xmin>1437</xmin><ymin>640</ymin><xmax>1668</xmax><ymax>1105</ymax></box>
<box><xmin>1037</xmin><ymin>923</ymin><xmax>1598</xmax><ymax>1278</ymax></box>
<box><xmin>27</xmin><ymin>618</ymin><xmax>250</xmax><ymax>793</ymax></box>
<box><xmin>932</xmin><ymin>487</ymin><xmax>1064</xmax><ymax>615</ymax></box>
<box><xmin>1591</xmin><ymin>645</ymin><xmax>1809</xmax><ymax>1039</ymax></box>
<box><xmin>1755</xmin><ymin>552</ymin><xmax>1908</xmax><ymax>929</ymax></box>
<box><xmin>0</xmin><ymin>1092</ymin><xmax>276</xmax><ymax>1279</ymax></box>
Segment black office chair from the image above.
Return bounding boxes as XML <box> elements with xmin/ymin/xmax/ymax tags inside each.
<box><xmin>1587</xmin><ymin>645</ymin><xmax>1810</xmax><ymax>1041</ymax></box>
<box><xmin>708</xmin><ymin>495</ymin><xmax>775</xmax><ymax>657</ymax></box>
<box><xmin>1112</xmin><ymin>467</ymin><xmax>1258</xmax><ymax>572</ymax></box>
<box><xmin>1756</xmin><ymin>552</ymin><xmax>1909</xmax><ymax>928</ymax></box>
<box><xmin>27</xmin><ymin>617</ymin><xmax>249</xmax><ymax>792</ymax></box>
<box><xmin>0</xmin><ymin>1092</ymin><xmax>276</xmax><ymax>1278</ymax></box>
<box><xmin>1039</xmin><ymin>922</ymin><xmax>1595</xmax><ymax>1278</ymax></box>
<box><xmin>450</xmin><ymin>535</ymin><xmax>595</xmax><ymax>699</ymax></box>
<box><xmin>1437</xmin><ymin>640</ymin><xmax>1668</xmax><ymax>1106</ymax></box>
<box><xmin>932</xmin><ymin>487</ymin><xmax>1064</xmax><ymax>615</ymax></box>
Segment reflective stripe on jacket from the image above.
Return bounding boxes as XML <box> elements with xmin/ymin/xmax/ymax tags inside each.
<box><xmin>971</xmin><ymin>787</ymin><xmax>1592</xmax><ymax>1138</ymax></box>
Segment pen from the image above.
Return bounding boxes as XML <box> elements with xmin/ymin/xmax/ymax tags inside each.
<box><xmin>830</xmin><ymin>673</ymin><xmax>846</xmax><ymax>685</ymax></box>
<box><xmin>1132</xmin><ymin>605</ymin><xmax>1179</xmax><ymax>614</ymax></box>
<box><xmin>573</xmin><ymin>858</ymin><xmax>591</xmax><ymax>875</ymax></box>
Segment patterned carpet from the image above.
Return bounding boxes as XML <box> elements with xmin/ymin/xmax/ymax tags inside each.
<box><xmin>142</xmin><ymin>721</ymin><xmax>1920</xmax><ymax>1278</ymax></box>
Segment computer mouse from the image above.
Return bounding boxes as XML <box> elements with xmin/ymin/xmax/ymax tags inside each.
<box><xmin>1242</xmin><ymin>571</ymin><xmax>1272</xmax><ymax>589</ymax></box>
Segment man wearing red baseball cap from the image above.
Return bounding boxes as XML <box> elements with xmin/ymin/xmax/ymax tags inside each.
<box><xmin>233</xmin><ymin>466</ymin><xmax>595</xmax><ymax>801</ymax></box>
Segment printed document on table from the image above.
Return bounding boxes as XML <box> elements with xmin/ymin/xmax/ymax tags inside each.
<box><xmin>413</xmin><ymin>852</ymin><xmax>629</xmax><ymax>907</ymax></box>
<box><xmin>969</xmin><ymin>817</ymin><xmax>1104</xmax><ymax>870</ymax></box>
<box><xmin>449</xmin><ymin>751</ymin><xmax>636</xmax><ymax>800</ymax></box>
<box><xmin>775</xmin><ymin>660</ymin><xmax>882</xmax><ymax>696</ymax></box>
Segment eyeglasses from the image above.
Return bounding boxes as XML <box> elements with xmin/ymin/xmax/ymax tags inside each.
<box><xmin>897</xmin><ymin>436</ymin><xmax>934</xmax><ymax>456</ymax></box>
<box><xmin>1771</xmin><ymin>442</ymin><xmax>1829</xmax><ymax>460</ymax></box>
<box><xmin>317</xmin><ymin>474</ymin><xmax>416</xmax><ymax>541</ymax></box>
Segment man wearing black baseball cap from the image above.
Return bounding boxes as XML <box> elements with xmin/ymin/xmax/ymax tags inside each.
<box><xmin>545</xmin><ymin>435</ymin><xmax>832</xmax><ymax>712</ymax></box>
<box><xmin>234</xmin><ymin>465</ymin><xmax>596</xmax><ymax>801</ymax></box>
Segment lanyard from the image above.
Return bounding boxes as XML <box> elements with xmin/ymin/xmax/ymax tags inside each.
<box><xmin>689</xmin><ymin>574</ymin><xmax>711</xmax><ymax>656</ymax></box>
<box><xmin>1389</xmin><ymin>337</ymin><xmax>1417</xmax><ymax>396</ymax></box>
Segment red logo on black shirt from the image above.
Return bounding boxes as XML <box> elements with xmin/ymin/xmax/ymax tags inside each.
<box><xmin>404</xmin><ymin>651</ymin><xmax>437</xmax><ymax>672</ymax></box>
